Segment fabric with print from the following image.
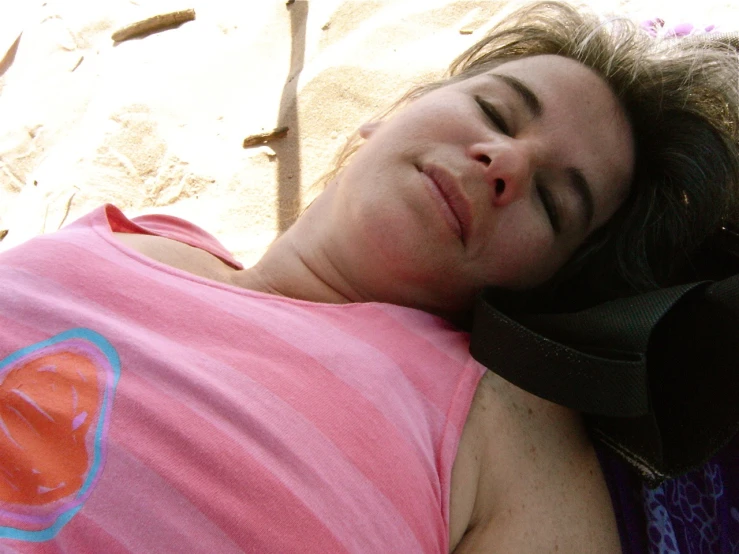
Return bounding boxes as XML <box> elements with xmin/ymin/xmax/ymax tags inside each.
<box><xmin>597</xmin><ymin>426</ymin><xmax>739</xmax><ymax>553</ymax></box>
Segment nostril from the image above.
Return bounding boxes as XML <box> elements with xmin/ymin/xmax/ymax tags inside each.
<box><xmin>495</xmin><ymin>179</ymin><xmax>505</xmax><ymax>196</ymax></box>
<box><xmin>477</xmin><ymin>154</ymin><xmax>492</xmax><ymax>165</ymax></box>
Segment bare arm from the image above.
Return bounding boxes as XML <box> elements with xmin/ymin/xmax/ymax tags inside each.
<box><xmin>450</xmin><ymin>372</ymin><xmax>622</xmax><ymax>554</ymax></box>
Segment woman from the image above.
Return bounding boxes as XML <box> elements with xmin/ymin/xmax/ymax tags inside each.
<box><xmin>1</xmin><ymin>2</ymin><xmax>737</xmax><ymax>552</ymax></box>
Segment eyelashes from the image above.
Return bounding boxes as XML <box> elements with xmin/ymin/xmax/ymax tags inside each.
<box><xmin>474</xmin><ymin>96</ymin><xmax>511</xmax><ymax>135</ymax></box>
<box><xmin>536</xmin><ymin>181</ymin><xmax>562</xmax><ymax>234</ymax></box>
<box><xmin>474</xmin><ymin>95</ymin><xmax>562</xmax><ymax>234</ymax></box>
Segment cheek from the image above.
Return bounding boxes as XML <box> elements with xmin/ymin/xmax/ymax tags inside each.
<box><xmin>482</xmin><ymin>216</ymin><xmax>563</xmax><ymax>289</ymax></box>
<box><xmin>491</xmin><ymin>244</ymin><xmax>555</xmax><ymax>289</ymax></box>
<box><xmin>393</xmin><ymin>96</ymin><xmax>477</xmax><ymax>143</ymax></box>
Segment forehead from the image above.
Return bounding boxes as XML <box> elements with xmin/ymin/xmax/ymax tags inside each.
<box><xmin>481</xmin><ymin>55</ymin><xmax>612</xmax><ymax>98</ymax></box>
<box><xmin>462</xmin><ymin>54</ymin><xmax>634</xmax><ymax>226</ymax></box>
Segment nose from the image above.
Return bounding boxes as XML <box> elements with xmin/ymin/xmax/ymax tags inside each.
<box><xmin>469</xmin><ymin>138</ymin><xmax>533</xmax><ymax>206</ymax></box>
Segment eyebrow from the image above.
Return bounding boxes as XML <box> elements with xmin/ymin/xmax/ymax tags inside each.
<box><xmin>487</xmin><ymin>73</ymin><xmax>543</xmax><ymax>118</ymax></box>
<box><xmin>487</xmin><ymin>72</ymin><xmax>595</xmax><ymax>230</ymax></box>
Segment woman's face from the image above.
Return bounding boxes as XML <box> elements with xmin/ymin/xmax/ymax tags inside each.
<box><xmin>323</xmin><ymin>54</ymin><xmax>634</xmax><ymax>315</ymax></box>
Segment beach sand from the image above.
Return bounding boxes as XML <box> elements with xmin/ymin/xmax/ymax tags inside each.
<box><xmin>1</xmin><ymin>0</ymin><xmax>737</xmax><ymax>266</ymax></box>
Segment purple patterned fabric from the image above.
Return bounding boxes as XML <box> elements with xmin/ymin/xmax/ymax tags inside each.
<box><xmin>598</xmin><ymin>436</ymin><xmax>739</xmax><ymax>553</ymax></box>
<box><xmin>640</xmin><ymin>18</ymin><xmax>717</xmax><ymax>38</ymax></box>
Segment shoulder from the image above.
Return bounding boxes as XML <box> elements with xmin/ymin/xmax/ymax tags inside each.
<box><xmin>112</xmin><ymin>232</ymin><xmax>238</xmax><ymax>284</ymax></box>
<box><xmin>450</xmin><ymin>372</ymin><xmax>622</xmax><ymax>553</ymax></box>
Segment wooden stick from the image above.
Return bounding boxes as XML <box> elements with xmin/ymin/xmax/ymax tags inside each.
<box><xmin>112</xmin><ymin>8</ymin><xmax>196</xmax><ymax>43</ymax></box>
<box><xmin>0</xmin><ymin>229</ymin><xmax>7</xmax><ymax>241</ymax></box>
<box><xmin>243</xmin><ymin>126</ymin><xmax>289</xmax><ymax>148</ymax></box>
<box><xmin>71</xmin><ymin>55</ymin><xmax>84</xmax><ymax>72</ymax></box>
<box><xmin>57</xmin><ymin>191</ymin><xmax>77</xmax><ymax>230</ymax></box>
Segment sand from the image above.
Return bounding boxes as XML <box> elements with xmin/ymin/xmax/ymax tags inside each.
<box><xmin>1</xmin><ymin>0</ymin><xmax>738</xmax><ymax>267</ymax></box>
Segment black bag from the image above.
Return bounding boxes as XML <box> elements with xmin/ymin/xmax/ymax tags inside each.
<box><xmin>469</xmin><ymin>225</ymin><xmax>739</xmax><ymax>487</ymax></box>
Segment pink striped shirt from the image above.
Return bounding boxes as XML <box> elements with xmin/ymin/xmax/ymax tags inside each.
<box><xmin>0</xmin><ymin>204</ymin><xmax>486</xmax><ymax>553</ymax></box>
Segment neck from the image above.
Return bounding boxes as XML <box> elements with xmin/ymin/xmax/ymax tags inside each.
<box><xmin>231</xmin><ymin>205</ymin><xmax>364</xmax><ymax>305</ymax></box>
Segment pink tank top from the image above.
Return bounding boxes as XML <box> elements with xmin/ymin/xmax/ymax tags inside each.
<box><xmin>0</xmin><ymin>205</ymin><xmax>486</xmax><ymax>553</ymax></box>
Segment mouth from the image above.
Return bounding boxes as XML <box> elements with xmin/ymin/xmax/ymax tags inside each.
<box><xmin>417</xmin><ymin>163</ymin><xmax>472</xmax><ymax>245</ymax></box>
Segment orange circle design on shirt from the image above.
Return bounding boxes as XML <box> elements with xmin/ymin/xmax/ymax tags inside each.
<box><xmin>0</xmin><ymin>351</ymin><xmax>101</xmax><ymax>505</ymax></box>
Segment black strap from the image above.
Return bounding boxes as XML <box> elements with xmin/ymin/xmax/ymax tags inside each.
<box><xmin>470</xmin><ymin>283</ymin><xmax>703</xmax><ymax>417</ymax></box>
<box><xmin>469</xmin><ymin>275</ymin><xmax>739</xmax><ymax>485</ymax></box>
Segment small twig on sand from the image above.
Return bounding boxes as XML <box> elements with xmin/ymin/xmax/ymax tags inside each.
<box><xmin>112</xmin><ymin>8</ymin><xmax>196</xmax><ymax>43</ymax></box>
<box><xmin>57</xmin><ymin>191</ymin><xmax>77</xmax><ymax>230</ymax></box>
<box><xmin>0</xmin><ymin>230</ymin><xmax>8</xmax><ymax>241</ymax></box>
<box><xmin>71</xmin><ymin>55</ymin><xmax>84</xmax><ymax>72</ymax></box>
<box><xmin>243</xmin><ymin>126</ymin><xmax>289</xmax><ymax>148</ymax></box>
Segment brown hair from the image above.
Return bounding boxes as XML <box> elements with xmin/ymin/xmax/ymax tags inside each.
<box><xmin>319</xmin><ymin>1</ymin><xmax>739</xmax><ymax>308</ymax></box>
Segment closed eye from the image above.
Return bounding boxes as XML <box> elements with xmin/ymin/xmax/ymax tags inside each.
<box><xmin>536</xmin><ymin>182</ymin><xmax>562</xmax><ymax>234</ymax></box>
<box><xmin>474</xmin><ymin>96</ymin><xmax>511</xmax><ymax>135</ymax></box>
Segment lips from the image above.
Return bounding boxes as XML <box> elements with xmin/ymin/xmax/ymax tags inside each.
<box><xmin>418</xmin><ymin>163</ymin><xmax>472</xmax><ymax>244</ymax></box>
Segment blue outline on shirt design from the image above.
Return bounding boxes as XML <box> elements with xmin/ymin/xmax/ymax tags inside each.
<box><xmin>0</xmin><ymin>328</ymin><xmax>120</xmax><ymax>542</ymax></box>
